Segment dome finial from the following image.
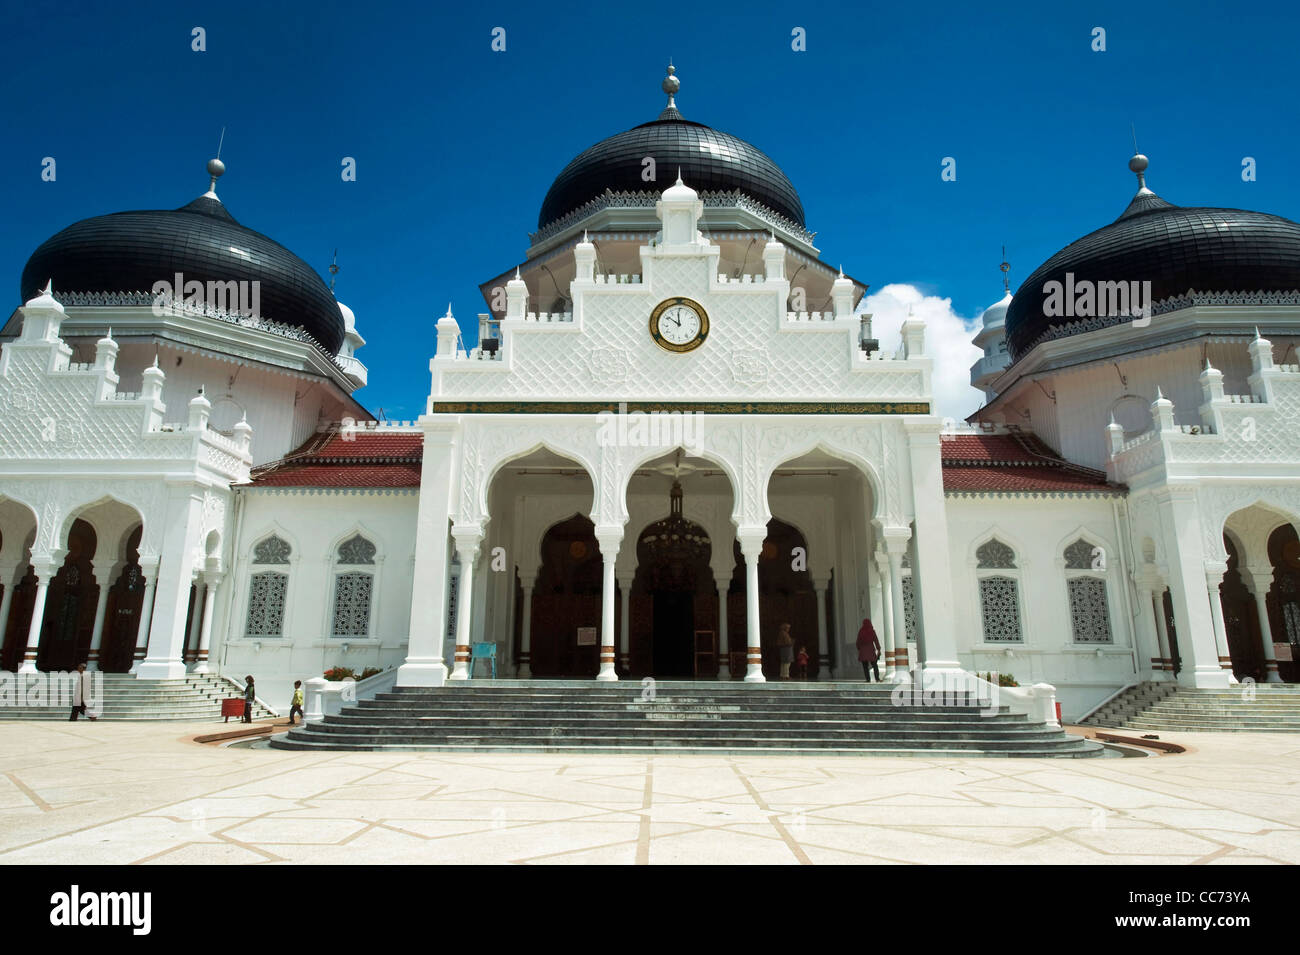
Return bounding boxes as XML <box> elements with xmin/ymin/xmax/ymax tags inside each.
<box><xmin>1000</xmin><ymin>244</ymin><xmax>1011</xmax><ymax>293</ymax></box>
<box><xmin>659</xmin><ymin>63</ymin><xmax>682</xmax><ymax>120</ymax></box>
<box><xmin>328</xmin><ymin>248</ymin><xmax>340</xmax><ymax>293</ymax></box>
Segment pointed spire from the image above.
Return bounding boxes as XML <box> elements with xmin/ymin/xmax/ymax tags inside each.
<box><xmin>1000</xmin><ymin>245</ymin><xmax>1011</xmax><ymax>293</ymax></box>
<box><xmin>328</xmin><ymin>249</ymin><xmax>340</xmax><ymax>293</ymax></box>
<box><xmin>676</xmin><ymin>167</ymin><xmax>683</xmax><ymax>186</ymax></box>
<box><xmin>1155</xmin><ymin>385</ymin><xmax>1164</xmax><ymax>400</ymax></box>
<box><xmin>1254</xmin><ymin>326</ymin><xmax>1263</xmax><ymax>341</ymax></box>
<box><xmin>659</xmin><ymin>63</ymin><xmax>682</xmax><ymax>120</ymax></box>
<box><xmin>514</xmin><ymin>267</ymin><xmax>522</xmax><ymax>279</ymax></box>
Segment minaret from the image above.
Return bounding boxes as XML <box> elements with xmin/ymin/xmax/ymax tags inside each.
<box><xmin>970</xmin><ymin>250</ymin><xmax>1015</xmax><ymax>401</ymax></box>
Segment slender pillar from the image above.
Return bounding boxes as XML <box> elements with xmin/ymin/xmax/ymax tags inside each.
<box><xmin>138</xmin><ymin>489</ymin><xmax>207</xmax><ymax>680</ymax></box>
<box><xmin>714</xmin><ymin>578</ymin><xmax>730</xmax><ymax>680</ymax></box>
<box><xmin>905</xmin><ymin>423</ymin><xmax>961</xmax><ymax>676</ymax></box>
<box><xmin>738</xmin><ymin>528</ymin><xmax>766</xmax><ymax>683</ymax></box>
<box><xmin>0</xmin><ymin>562</ymin><xmax>19</xmax><ymax>655</ymax></box>
<box><xmin>193</xmin><ymin>576</ymin><xmax>220</xmax><ymax>674</ymax></box>
<box><xmin>1205</xmin><ymin>565</ymin><xmax>1237</xmax><ymax>684</ymax></box>
<box><xmin>618</xmin><ymin>576</ymin><xmax>634</xmax><ymax>677</ymax></box>
<box><xmin>128</xmin><ymin>561</ymin><xmax>159</xmax><ymax>675</ymax></box>
<box><xmin>812</xmin><ymin>577</ymin><xmax>829</xmax><ymax>680</ymax></box>
<box><xmin>517</xmin><ymin>576</ymin><xmax>535</xmax><ymax>678</ymax></box>
<box><xmin>888</xmin><ymin>549</ymin><xmax>910</xmax><ymax>683</ymax></box>
<box><xmin>184</xmin><ymin>579</ymin><xmax>205</xmax><ymax>665</ymax></box>
<box><xmin>18</xmin><ymin>561</ymin><xmax>59</xmax><ymax>675</ymax></box>
<box><xmin>875</xmin><ymin>551</ymin><xmax>895</xmax><ymax>679</ymax></box>
<box><xmin>1248</xmin><ymin>570</ymin><xmax>1283</xmax><ymax>683</ymax></box>
<box><xmin>449</xmin><ymin>529</ymin><xmax>482</xmax><ymax>681</ymax></box>
<box><xmin>1159</xmin><ymin>489</ymin><xmax>1228</xmax><ymax>688</ymax></box>
<box><xmin>86</xmin><ymin>560</ymin><xmax>115</xmax><ymax>671</ymax></box>
<box><xmin>594</xmin><ymin>529</ymin><xmax>621</xmax><ymax>682</ymax></box>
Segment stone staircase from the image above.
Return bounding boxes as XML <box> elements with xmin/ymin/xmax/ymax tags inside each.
<box><xmin>1085</xmin><ymin>681</ymin><xmax>1300</xmax><ymax>732</ymax></box>
<box><xmin>270</xmin><ymin>680</ymin><xmax>1103</xmax><ymax>757</ymax></box>
<box><xmin>0</xmin><ymin>672</ymin><xmax>278</xmax><ymax>722</ymax></box>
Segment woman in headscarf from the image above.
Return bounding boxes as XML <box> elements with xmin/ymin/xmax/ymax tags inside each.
<box><xmin>856</xmin><ymin>618</ymin><xmax>881</xmax><ymax>682</ymax></box>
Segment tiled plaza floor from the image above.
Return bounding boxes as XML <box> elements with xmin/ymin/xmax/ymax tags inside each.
<box><xmin>0</xmin><ymin>722</ymin><xmax>1296</xmax><ymax>864</ymax></box>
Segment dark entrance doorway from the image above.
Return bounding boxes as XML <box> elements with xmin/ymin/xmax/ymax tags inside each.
<box><xmin>36</xmin><ymin>519</ymin><xmax>98</xmax><ymax>672</ymax></box>
<box><xmin>99</xmin><ymin>526</ymin><xmax>145</xmax><ymax>674</ymax></box>
<box><xmin>651</xmin><ymin>591</ymin><xmax>695</xmax><ymax>677</ymax></box>
<box><xmin>527</xmin><ymin>515</ymin><xmax>603</xmax><ymax>678</ymax></box>
<box><xmin>631</xmin><ymin>480</ymin><xmax>713</xmax><ymax>678</ymax></box>
<box><xmin>729</xmin><ymin>518</ymin><xmax>820</xmax><ymax>680</ymax></box>
<box><xmin>1266</xmin><ymin>524</ymin><xmax>1300</xmax><ymax>683</ymax></box>
<box><xmin>1221</xmin><ymin>535</ymin><xmax>1264</xmax><ymax>682</ymax></box>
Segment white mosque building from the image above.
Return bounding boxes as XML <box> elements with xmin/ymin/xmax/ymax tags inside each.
<box><xmin>2</xmin><ymin>69</ymin><xmax>1298</xmax><ymax>726</ymax></box>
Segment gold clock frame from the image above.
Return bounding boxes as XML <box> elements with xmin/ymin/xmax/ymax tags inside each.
<box><xmin>649</xmin><ymin>297</ymin><xmax>709</xmax><ymax>353</ymax></box>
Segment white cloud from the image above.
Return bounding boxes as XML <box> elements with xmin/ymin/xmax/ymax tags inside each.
<box><xmin>858</xmin><ymin>284</ymin><xmax>986</xmax><ymax>421</ymax></box>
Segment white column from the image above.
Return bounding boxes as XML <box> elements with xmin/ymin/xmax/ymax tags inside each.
<box><xmin>128</xmin><ymin>560</ymin><xmax>159</xmax><ymax>675</ymax></box>
<box><xmin>193</xmin><ymin>576</ymin><xmax>220</xmax><ymax>674</ymax></box>
<box><xmin>618</xmin><ymin>575</ymin><xmax>634</xmax><ymax>677</ymax></box>
<box><xmin>738</xmin><ymin>528</ymin><xmax>766</xmax><ymax>683</ymax></box>
<box><xmin>1159</xmin><ymin>489</ymin><xmax>1228</xmax><ymax>688</ymax></box>
<box><xmin>448</xmin><ymin>528</ymin><xmax>482</xmax><ymax>681</ymax></box>
<box><xmin>813</xmin><ymin>576</ymin><xmax>829</xmax><ymax>679</ymax></box>
<box><xmin>517</xmin><ymin>576</ymin><xmax>535</xmax><ymax>678</ymax></box>
<box><xmin>594</xmin><ymin>528</ymin><xmax>622</xmax><ymax>682</ymax></box>
<box><xmin>184</xmin><ymin>579</ymin><xmax>205</xmax><ymax>665</ymax></box>
<box><xmin>0</xmin><ymin>562</ymin><xmax>20</xmax><ymax>655</ymax></box>
<box><xmin>1248</xmin><ymin>570</ymin><xmax>1283</xmax><ymax>683</ymax></box>
<box><xmin>888</xmin><ymin>549</ymin><xmax>910</xmax><ymax>683</ymax></box>
<box><xmin>86</xmin><ymin>560</ymin><xmax>116</xmax><ymax>671</ymax></box>
<box><xmin>905</xmin><ymin>423</ymin><xmax>961</xmax><ymax>677</ymax></box>
<box><xmin>17</xmin><ymin>560</ymin><xmax>60</xmax><ymax>675</ymax></box>
<box><xmin>875</xmin><ymin>551</ymin><xmax>895</xmax><ymax>679</ymax></box>
<box><xmin>399</xmin><ymin>424</ymin><xmax>456</xmax><ymax>687</ymax></box>
<box><xmin>714</xmin><ymin>577</ymin><xmax>730</xmax><ymax>680</ymax></box>
<box><xmin>1205</xmin><ymin>565</ymin><xmax>1237</xmax><ymax>684</ymax></box>
<box><xmin>138</xmin><ymin>487</ymin><xmax>205</xmax><ymax>680</ymax></box>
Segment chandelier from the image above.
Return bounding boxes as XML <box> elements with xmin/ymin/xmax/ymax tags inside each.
<box><xmin>640</xmin><ymin>467</ymin><xmax>711</xmax><ymax>588</ymax></box>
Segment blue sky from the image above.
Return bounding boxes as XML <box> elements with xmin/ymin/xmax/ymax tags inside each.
<box><xmin>3</xmin><ymin>0</ymin><xmax>1297</xmax><ymax>420</ymax></box>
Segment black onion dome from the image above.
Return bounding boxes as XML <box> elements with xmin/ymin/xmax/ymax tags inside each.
<box><xmin>21</xmin><ymin>192</ymin><xmax>345</xmax><ymax>355</ymax></box>
<box><xmin>1005</xmin><ymin>175</ymin><xmax>1300</xmax><ymax>361</ymax></box>
<box><xmin>538</xmin><ymin>117</ymin><xmax>805</xmax><ymax>230</ymax></box>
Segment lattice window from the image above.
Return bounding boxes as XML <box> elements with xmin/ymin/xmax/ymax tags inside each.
<box><xmin>1063</xmin><ymin>538</ymin><xmax>1100</xmax><ymax>571</ymax></box>
<box><xmin>245</xmin><ymin>572</ymin><xmax>287</xmax><ymax>637</ymax></box>
<box><xmin>338</xmin><ymin>534</ymin><xmax>376</xmax><ymax>565</ymax></box>
<box><xmin>332</xmin><ymin>572</ymin><xmax>373</xmax><ymax>638</ymax></box>
<box><xmin>1067</xmin><ymin>577</ymin><xmax>1113</xmax><ymax>643</ymax></box>
<box><xmin>976</xmin><ymin>539</ymin><xmax>1016</xmax><ymax>569</ymax></box>
<box><xmin>979</xmin><ymin>576</ymin><xmax>1023</xmax><ymax>642</ymax></box>
<box><xmin>901</xmin><ymin>575</ymin><xmax>917</xmax><ymax>641</ymax></box>
<box><xmin>253</xmin><ymin>535</ymin><xmax>291</xmax><ymax>564</ymax></box>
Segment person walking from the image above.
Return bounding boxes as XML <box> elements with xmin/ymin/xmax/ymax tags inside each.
<box><xmin>795</xmin><ymin>645</ymin><xmax>810</xmax><ymax>681</ymax></box>
<box><xmin>857</xmin><ymin>617</ymin><xmax>882</xmax><ymax>682</ymax></box>
<box><xmin>68</xmin><ymin>663</ymin><xmax>97</xmax><ymax>721</ymax></box>
<box><xmin>286</xmin><ymin>680</ymin><xmax>304</xmax><ymax>726</ymax></box>
<box><xmin>242</xmin><ymin>675</ymin><xmax>256</xmax><ymax>724</ymax></box>
<box><xmin>777</xmin><ymin>623</ymin><xmax>794</xmax><ymax>680</ymax></box>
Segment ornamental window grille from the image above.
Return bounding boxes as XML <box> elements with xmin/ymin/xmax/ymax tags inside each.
<box><xmin>245</xmin><ymin>572</ymin><xmax>287</xmax><ymax>637</ymax></box>
<box><xmin>337</xmin><ymin>534</ymin><xmax>376</xmax><ymax>565</ymax></box>
<box><xmin>253</xmin><ymin>535</ymin><xmax>291</xmax><ymax>564</ymax></box>
<box><xmin>901</xmin><ymin>574</ymin><xmax>917</xmax><ymax>642</ymax></box>
<box><xmin>979</xmin><ymin>576</ymin><xmax>1023</xmax><ymax>642</ymax></box>
<box><xmin>1063</xmin><ymin>538</ymin><xmax>1101</xmax><ymax>571</ymax></box>
<box><xmin>976</xmin><ymin>539</ymin><xmax>1016</xmax><ymax>569</ymax></box>
<box><xmin>1067</xmin><ymin>577</ymin><xmax>1113</xmax><ymax>643</ymax></box>
<box><xmin>332</xmin><ymin>572</ymin><xmax>373</xmax><ymax>638</ymax></box>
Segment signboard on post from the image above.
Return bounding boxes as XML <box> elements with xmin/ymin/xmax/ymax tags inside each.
<box><xmin>576</xmin><ymin>626</ymin><xmax>597</xmax><ymax>646</ymax></box>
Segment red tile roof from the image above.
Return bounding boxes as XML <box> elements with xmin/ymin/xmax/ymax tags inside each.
<box><xmin>246</xmin><ymin>429</ymin><xmax>422</xmax><ymax>489</ymax></box>
<box><xmin>941</xmin><ymin>431</ymin><xmax>1122</xmax><ymax>495</ymax></box>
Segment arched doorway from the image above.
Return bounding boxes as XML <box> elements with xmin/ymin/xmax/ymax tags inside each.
<box><xmin>730</xmin><ymin>518</ymin><xmax>819</xmax><ymax>680</ymax></box>
<box><xmin>528</xmin><ymin>515</ymin><xmax>603</xmax><ymax>678</ymax></box>
<box><xmin>630</xmin><ymin>479</ymin><xmax>713</xmax><ymax>678</ymax></box>
<box><xmin>2</xmin><ymin>564</ymin><xmax>38</xmax><ymax>672</ymax></box>
<box><xmin>99</xmin><ymin>526</ymin><xmax>146</xmax><ymax>673</ymax></box>
<box><xmin>1220</xmin><ymin>534</ymin><xmax>1264</xmax><ymax>682</ymax></box>
<box><xmin>1266</xmin><ymin>524</ymin><xmax>1300</xmax><ymax>682</ymax></box>
<box><xmin>36</xmin><ymin>519</ymin><xmax>99</xmax><ymax>672</ymax></box>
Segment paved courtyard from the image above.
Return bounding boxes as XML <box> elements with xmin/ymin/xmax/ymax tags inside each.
<box><xmin>0</xmin><ymin>722</ymin><xmax>1296</xmax><ymax>864</ymax></box>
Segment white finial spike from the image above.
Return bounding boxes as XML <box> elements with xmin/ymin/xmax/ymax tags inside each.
<box><xmin>152</xmin><ymin>355</ymin><xmax>160</xmax><ymax>369</ymax></box>
<box><xmin>583</xmin><ymin>229</ymin><xmax>589</xmax><ymax>243</ymax></box>
<box><xmin>105</xmin><ymin>326</ymin><xmax>113</xmax><ymax>340</ymax></box>
<box><xmin>514</xmin><ymin>267</ymin><xmax>521</xmax><ymax>280</ymax></box>
<box><xmin>1204</xmin><ymin>357</ymin><xmax>1213</xmax><ymax>371</ymax></box>
<box><xmin>1155</xmin><ymin>385</ymin><xmax>1164</xmax><ymax>400</ymax></box>
<box><xmin>241</xmin><ymin>411</ymin><xmax>248</xmax><ymax>423</ymax></box>
<box><xmin>676</xmin><ymin>167</ymin><xmax>683</xmax><ymax>186</ymax></box>
<box><xmin>40</xmin><ymin>279</ymin><xmax>53</xmax><ymax>297</ymax></box>
<box><xmin>839</xmin><ymin>264</ymin><xmax>844</xmax><ymax>278</ymax></box>
<box><xmin>1254</xmin><ymin>326</ymin><xmax>1263</xmax><ymax>341</ymax></box>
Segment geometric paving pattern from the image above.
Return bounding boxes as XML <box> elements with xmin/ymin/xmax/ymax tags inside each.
<box><xmin>0</xmin><ymin>722</ymin><xmax>1297</xmax><ymax>865</ymax></box>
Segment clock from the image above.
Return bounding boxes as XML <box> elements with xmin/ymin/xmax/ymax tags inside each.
<box><xmin>649</xmin><ymin>297</ymin><xmax>709</xmax><ymax>353</ymax></box>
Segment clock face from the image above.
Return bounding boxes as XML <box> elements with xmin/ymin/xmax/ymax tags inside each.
<box><xmin>650</xmin><ymin>297</ymin><xmax>709</xmax><ymax>352</ymax></box>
